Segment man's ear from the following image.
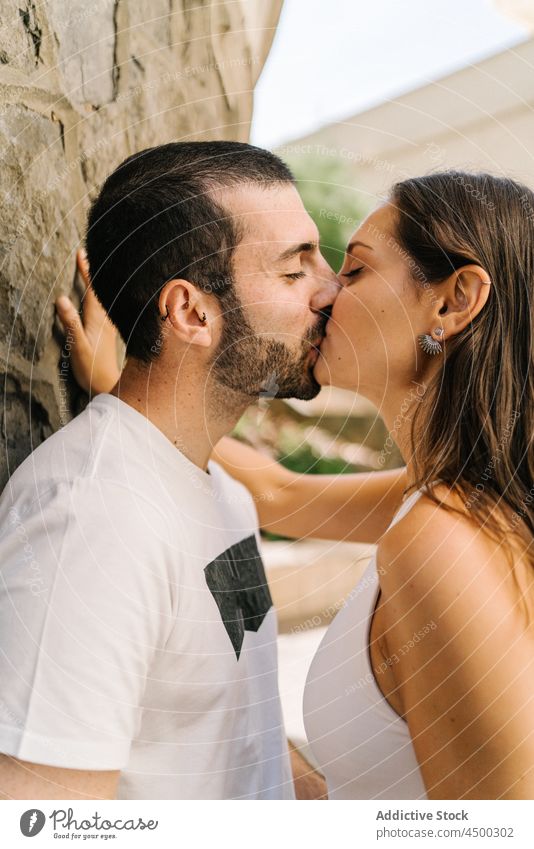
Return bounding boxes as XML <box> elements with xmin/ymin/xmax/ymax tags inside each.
<box><xmin>158</xmin><ymin>279</ymin><xmax>212</xmax><ymax>348</ymax></box>
<box><xmin>432</xmin><ymin>264</ymin><xmax>491</xmax><ymax>340</ymax></box>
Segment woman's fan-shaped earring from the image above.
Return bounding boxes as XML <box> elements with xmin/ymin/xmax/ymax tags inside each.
<box><xmin>418</xmin><ymin>327</ymin><xmax>443</xmax><ymax>355</ymax></box>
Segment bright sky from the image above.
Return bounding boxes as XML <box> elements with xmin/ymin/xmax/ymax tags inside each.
<box><xmin>251</xmin><ymin>0</ymin><xmax>529</xmax><ymax>150</ymax></box>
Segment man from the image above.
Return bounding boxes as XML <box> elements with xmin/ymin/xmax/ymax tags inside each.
<box><xmin>0</xmin><ymin>141</ymin><xmax>339</xmax><ymax>800</ymax></box>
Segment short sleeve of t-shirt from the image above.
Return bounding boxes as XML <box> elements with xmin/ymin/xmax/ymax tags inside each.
<box><xmin>0</xmin><ymin>477</ymin><xmax>173</xmax><ymax>770</ymax></box>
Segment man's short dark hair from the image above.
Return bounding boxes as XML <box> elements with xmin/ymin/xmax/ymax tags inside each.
<box><xmin>85</xmin><ymin>141</ymin><xmax>294</xmax><ymax>362</ymax></box>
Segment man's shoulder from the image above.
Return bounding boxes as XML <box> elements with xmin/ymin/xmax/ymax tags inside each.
<box><xmin>209</xmin><ymin>460</ymin><xmax>259</xmax><ymax>509</ymax></box>
<box><xmin>0</xmin><ymin>399</ymin><xmax>167</xmax><ymax>530</ymax></box>
<box><xmin>2</xmin><ymin>399</ymin><xmax>115</xmax><ymax>498</ymax></box>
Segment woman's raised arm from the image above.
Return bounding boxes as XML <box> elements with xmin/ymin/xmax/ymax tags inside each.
<box><xmin>213</xmin><ymin>436</ymin><xmax>407</xmax><ymax>545</ymax></box>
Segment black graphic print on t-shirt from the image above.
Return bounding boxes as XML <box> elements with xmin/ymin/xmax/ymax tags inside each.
<box><xmin>204</xmin><ymin>535</ymin><xmax>273</xmax><ymax>659</ymax></box>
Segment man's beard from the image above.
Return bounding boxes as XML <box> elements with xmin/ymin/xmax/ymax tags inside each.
<box><xmin>210</xmin><ymin>286</ymin><xmax>328</xmax><ymax>402</ymax></box>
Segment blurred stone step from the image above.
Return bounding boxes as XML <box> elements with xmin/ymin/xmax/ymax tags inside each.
<box><xmin>263</xmin><ymin>538</ymin><xmax>375</xmax><ymax>634</ymax></box>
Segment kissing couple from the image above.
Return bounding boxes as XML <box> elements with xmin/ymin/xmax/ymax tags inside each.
<box><xmin>0</xmin><ymin>141</ymin><xmax>532</xmax><ymax>801</ymax></box>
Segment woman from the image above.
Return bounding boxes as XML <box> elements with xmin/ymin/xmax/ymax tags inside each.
<box><xmin>57</xmin><ymin>171</ymin><xmax>534</xmax><ymax>800</ymax></box>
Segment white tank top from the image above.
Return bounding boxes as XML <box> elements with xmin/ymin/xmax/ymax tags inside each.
<box><xmin>303</xmin><ymin>486</ymin><xmax>428</xmax><ymax>799</ymax></box>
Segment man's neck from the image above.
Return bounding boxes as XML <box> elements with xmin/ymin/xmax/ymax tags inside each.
<box><xmin>110</xmin><ymin>358</ymin><xmax>249</xmax><ymax>471</ymax></box>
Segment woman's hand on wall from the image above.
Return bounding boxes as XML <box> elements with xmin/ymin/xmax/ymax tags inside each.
<box><xmin>55</xmin><ymin>249</ymin><xmax>121</xmax><ymax>396</ymax></box>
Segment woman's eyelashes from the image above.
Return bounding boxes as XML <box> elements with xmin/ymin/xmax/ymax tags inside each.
<box><xmin>285</xmin><ymin>271</ymin><xmax>306</xmax><ymax>280</ymax></box>
<box><xmin>342</xmin><ymin>266</ymin><xmax>364</xmax><ymax>282</ymax></box>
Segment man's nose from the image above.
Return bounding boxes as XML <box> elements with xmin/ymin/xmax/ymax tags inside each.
<box><xmin>310</xmin><ymin>271</ymin><xmax>342</xmax><ymax>313</ymax></box>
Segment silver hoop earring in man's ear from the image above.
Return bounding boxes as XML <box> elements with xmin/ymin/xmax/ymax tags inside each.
<box><xmin>418</xmin><ymin>328</ymin><xmax>443</xmax><ymax>356</ymax></box>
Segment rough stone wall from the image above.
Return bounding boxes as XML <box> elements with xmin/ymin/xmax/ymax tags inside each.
<box><xmin>0</xmin><ymin>0</ymin><xmax>282</xmax><ymax>487</ymax></box>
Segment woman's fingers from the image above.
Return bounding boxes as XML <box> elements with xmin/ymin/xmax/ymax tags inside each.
<box><xmin>76</xmin><ymin>248</ymin><xmax>90</xmax><ymax>288</ymax></box>
<box><xmin>55</xmin><ymin>295</ymin><xmax>92</xmax><ymax>393</ymax></box>
<box><xmin>55</xmin><ymin>252</ymin><xmax>121</xmax><ymax>396</ymax></box>
<box><xmin>56</xmin><ymin>294</ymin><xmax>86</xmax><ymax>344</ymax></box>
<box><xmin>76</xmin><ymin>248</ymin><xmax>113</xmax><ymax>335</ymax></box>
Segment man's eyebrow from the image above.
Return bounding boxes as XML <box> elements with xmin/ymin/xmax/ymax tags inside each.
<box><xmin>276</xmin><ymin>241</ymin><xmax>318</xmax><ymax>262</ymax></box>
<box><xmin>347</xmin><ymin>239</ymin><xmax>374</xmax><ymax>253</ymax></box>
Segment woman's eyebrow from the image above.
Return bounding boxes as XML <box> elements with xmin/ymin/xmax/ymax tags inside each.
<box><xmin>346</xmin><ymin>240</ymin><xmax>374</xmax><ymax>253</ymax></box>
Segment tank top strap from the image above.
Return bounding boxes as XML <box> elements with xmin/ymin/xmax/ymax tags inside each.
<box><xmin>388</xmin><ymin>479</ymin><xmax>442</xmax><ymax>531</ymax></box>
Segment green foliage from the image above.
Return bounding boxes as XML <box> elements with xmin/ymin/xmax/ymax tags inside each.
<box><xmin>278</xmin><ymin>442</ymin><xmax>359</xmax><ymax>476</ymax></box>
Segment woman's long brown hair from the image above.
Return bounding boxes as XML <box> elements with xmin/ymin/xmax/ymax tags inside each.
<box><xmin>389</xmin><ymin>172</ymin><xmax>534</xmax><ymax>570</ymax></box>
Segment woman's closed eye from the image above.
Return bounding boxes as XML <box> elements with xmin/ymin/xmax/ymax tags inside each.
<box><xmin>342</xmin><ymin>266</ymin><xmax>364</xmax><ymax>282</ymax></box>
<box><xmin>285</xmin><ymin>271</ymin><xmax>306</xmax><ymax>280</ymax></box>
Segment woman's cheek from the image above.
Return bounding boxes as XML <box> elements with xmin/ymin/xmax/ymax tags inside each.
<box><xmin>333</xmin><ymin>289</ymin><xmax>366</xmax><ymax>342</ymax></box>
<box><xmin>331</xmin><ymin>286</ymin><xmax>355</xmax><ymax>325</ymax></box>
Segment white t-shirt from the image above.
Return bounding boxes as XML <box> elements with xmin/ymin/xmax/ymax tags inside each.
<box><xmin>0</xmin><ymin>393</ymin><xmax>294</xmax><ymax>800</ymax></box>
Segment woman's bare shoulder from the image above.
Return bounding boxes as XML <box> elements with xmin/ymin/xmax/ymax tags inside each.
<box><xmin>377</xmin><ymin>480</ymin><xmax>532</xmax><ymax>621</ymax></box>
<box><xmin>379</xmin><ymin>480</ymin><xmax>492</xmax><ymax>563</ymax></box>
<box><xmin>376</xmin><ymin>483</ymin><xmax>534</xmax><ymax>799</ymax></box>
